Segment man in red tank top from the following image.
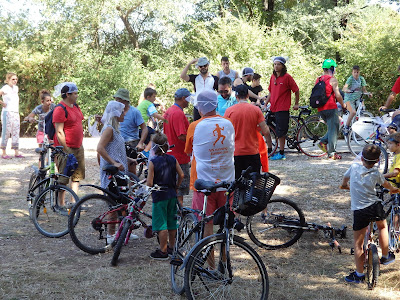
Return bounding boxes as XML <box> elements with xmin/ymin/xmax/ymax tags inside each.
<box><xmin>317</xmin><ymin>59</ymin><xmax>346</xmax><ymax>160</ymax></box>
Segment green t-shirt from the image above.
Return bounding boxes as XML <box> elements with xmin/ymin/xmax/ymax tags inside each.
<box><xmin>344</xmin><ymin>75</ymin><xmax>367</xmax><ymax>102</ymax></box>
<box><xmin>137</xmin><ymin>100</ymin><xmax>157</xmax><ymax>123</ymax></box>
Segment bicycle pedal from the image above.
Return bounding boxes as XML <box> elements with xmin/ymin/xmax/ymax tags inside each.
<box><xmin>170</xmin><ymin>257</ymin><xmax>183</xmax><ymax>266</ymax></box>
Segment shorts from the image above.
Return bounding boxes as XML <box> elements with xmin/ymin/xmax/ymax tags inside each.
<box><xmin>234</xmin><ymin>154</ymin><xmax>261</xmax><ymax>179</ymax></box>
<box><xmin>353</xmin><ymin>201</ymin><xmax>386</xmax><ymax>231</ymax></box>
<box><xmin>343</xmin><ymin>98</ymin><xmax>357</xmax><ymax>111</ymax></box>
<box><xmin>192</xmin><ymin>191</ymin><xmax>230</xmax><ymax>222</ymax></box>
<box><xmin>274</xmin><ymin>111</ymin><xmax>290</xmax><ymax>138</ymax></box>
<box><xmin>152</xmin><ymin>197</ymin><xmax>178</xmax><ymax>231</ymax></box>
<box><xmin>125</xmin><ymin>140</ymin><xmax>139</xmax><ymax>158</ymax></box>
<box><xmin>36</xmin><ymin>131</ymin><xmax>44</xmax><ymax>144</ymax></box>
<box><xmin>139</xmin><ymin>126</ymin><xmax>155</xmax><ymax>145</ymax></box>
<box><xmin>56</xmin><ymin>146</ymin><xmax>85</xmax><ymax>184</ymax></box>
<box><xmin>177</xmin><ymin>163</ymin><xmax>190</xmax><ymax>197</ymax></box>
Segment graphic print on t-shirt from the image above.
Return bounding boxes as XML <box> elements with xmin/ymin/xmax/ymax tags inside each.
<box><xmin>213</xmin><ymin>124</ymin><xmax>226</xmax><ymax>146</ymax></box>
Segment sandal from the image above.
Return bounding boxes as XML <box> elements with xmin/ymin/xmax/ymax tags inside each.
<box><xmin>1</xmin><ymin>155</ymin><xmax>11</xmax><ymax>159</ymax></box>
<box><xmin>14</xmin><ymin>154</ymin><xmax>25</xmax><ymax>158</ymax></box>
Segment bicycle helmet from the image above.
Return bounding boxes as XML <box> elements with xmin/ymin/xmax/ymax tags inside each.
<box><xmin>322</xmin><ymin>59</ymin><xmax>337</xmax><ymax>69</ymax></box>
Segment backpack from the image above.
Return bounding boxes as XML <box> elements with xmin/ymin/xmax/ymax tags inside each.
<box><xmin>44</xmin><ymin>102</ymin><xmax>78</xmax><ymax>140</ymax></box>
<box><xmin>309</xmin><ymin>76</ymin><xmax>333</xmax><ymax>108</ymax></box>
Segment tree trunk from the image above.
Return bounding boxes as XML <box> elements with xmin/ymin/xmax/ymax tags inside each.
<box><xmin>116</xmin><ymin>6</ymin><xmax>140</xmax><ymax>49</ymax></box>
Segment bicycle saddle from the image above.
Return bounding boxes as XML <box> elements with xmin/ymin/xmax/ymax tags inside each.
<box><xmin>103</xmin><ymin>165</ymin><xmax>119</xmax><ymax>175</ymax></box>
<box><xmin>35</xmin><ymin>147</ymin><xmax>46</xmax><ymax>154</ymax></box>
<box><xmin>194</xmin><ymin>179</ymin><xmax>228</xmax><ymax>193</ymax></box>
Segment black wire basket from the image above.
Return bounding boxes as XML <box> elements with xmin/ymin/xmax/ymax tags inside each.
<box><xmin>232</xmin><ymin>172</ymin><xmax>280</xmax><ymax>216</ymax></box>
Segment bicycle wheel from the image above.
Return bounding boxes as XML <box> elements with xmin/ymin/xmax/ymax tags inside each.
<box><xmin>184</xmin><ymin>234</ymin><xmax>269</xmax><ymax>300</ymax></box>
<box><xmin>267</xmin><ymin>126</ymin><xmax>278</xmax><ymax>157</ymax></box>
<box><xmin>388</xmin><ymin>206</ymin><xmax>400</xmax><ymax>252</ymax></box>
<box><xmin>171</xmin><ymin>212</ymin><xmax>199</xmax><ymax>295</ymax></box>
<box><xmin>32</xmin><ymin>184</ymin><xmax>78</xmax><ymax>238</ymax></box>
<box><xmin>346</xmin><ymin>127</ymin><xmax>369</xmax><ymax>156</ymax></box>
<box><xmin>27</xmin><ymin>175</ymin><xmax>50</xmax><ymax>218</ymax></box>
<box><xmin>69</xmin><ymin>194</ymin><xmax>120</xmax><ymax>254</ymax></box>
<box><xmin>297</xmin><ymin>119</ymin><xmax>328</xmax><ymax>157</ymax></box>
<box><xmin>246</xmin><ymin>198</ymin><xmax>305</xmax><ymax>249</ymax></box>
<box><xmin>366</xmin><ymin>244</ymin><xmax>380</xmax><ymax>289</ymax></box>
<box><xmin>111</xmin><ymin>219</ymin><xmax>130</xmax><ymax>266</ymax></box>
<box><xmin>377</xmin><ymin>145</ymin><xmax>389</xmax><ymax>174</ymax></box>
<box><xmin>286</xmin><ymin>117</ymin><xmax>300</xmax><ymax>150</ymax></box>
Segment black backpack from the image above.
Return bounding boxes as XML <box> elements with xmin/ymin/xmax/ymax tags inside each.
<box><xmin>44</xmin><ymin>103</ymin><xmax>78</xmax><ymax>139</ymax></box>
<box><xmin>309</xmin><ymin>77</ymin><xmax>333</xmax><ymax>108</ymax></box>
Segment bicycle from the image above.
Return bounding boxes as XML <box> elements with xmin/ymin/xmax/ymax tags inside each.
<box><xmin>182</xmin><ymin>168</ymin><xmax>272</xmax><ymax>299</ymax></box>
<box><xmin>125</xmin><ymin>143</ymin><xmax>149</xmax><ymax>178</ymax></box>
<box><xmin>265</xmin><ymin>105</ymin><xmax>328</xmax><ymax>157</ymax></box>
<box><xmin>31</xmin><ymin>145</ymin><xmax>79</xmax><ymax>238</ymax></box>
<box><xmin>361</xmin><ymin>221</ymin><xmax>380</xmax><ymax>289</ymax></box>
<box><xmin>340</xmin><ymin>92</ymin><xmax>373</xmax><ymax>134</ymax></box>
<box><xmin>246</xmin><ymin>198</ymin><xmax>346</xmax><ymax>251</ymax></box>
<box><xmin>68</xmin><ymin>165</ymin><xmax>147</xmax><ymax>255</ymax></box>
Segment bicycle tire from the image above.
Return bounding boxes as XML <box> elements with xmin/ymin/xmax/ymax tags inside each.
<box><xmin>297</xmin><ymin>119</ymin><xmax>328</xmax><ymax>157</ymax></box>
<box><xmin>388</xmin><ymin>205</ymin><xmax>400</xmax><ymax>252</ymax></box>
<box><xmin>246</xmin><ymin>198</ymin><xmax>305</xmax><ymax>249</ymax></box>
<box><xmin>346</xmin><ymin>127</ymin><xmax>369</xmax><ymax>156</ymax></box>
<box><xmin>27</xmin><ymin>175</ymin><xmax>50</xmax><ymax>217</ymax></box>
<box><xmin>286</xmin><ymin>117</ymin><xmax>300</xmax><ymax>150</ymax></box>
<box><xmin>136</xmin><ymin>163</ymin><xmax>144</xmax><ymax>178</ymax></box>
<box><xmin>32</xmin><ymin>184</ymin><xmax>78</xmax><ymax>238</ymax></box>
<box><xmin>111</xmin><ymin>219</ymin><xmax>130</xmax><ymax>266</ymax></box>
<box><xmin>184</xmin><ymin>234</ymin><xmax>269</xmax><ymax>300</ymax></box>
<box><xmin>267</xmin><ymin>126</ymin><xmax>278</xmax><ymax>157</ymax></box>
<box><xmin>171</xmin><ymin>212</ymin><xmax>199</xmax><ymax>295</ymax></box>
<box><xmin>68</xmin><ymin>194</ymin><xmax>120</xmax><ymax>254</ymax></box>
<box><xmin>366</xmin><ymin>244</ymin><xmax>380</xmax><ymax>289</ymax></box>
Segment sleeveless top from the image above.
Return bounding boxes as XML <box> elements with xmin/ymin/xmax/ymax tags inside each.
<box><xmin>317</xmin><ymin>75</ymin><xmax>338</xmax><ymax>112</ymax></box>
<box><xmin>218</xmin><ymin>69</ymin><xmax>237</xmax><ymax>82</ymax></box>
<box><xmin>99</xmin><ymin>125</ymin><xmax>128</xmax><ymax>189</ymax></box>
<box><xmin>150</xmin><ymin>154</ymin><xmax>177</xmax><ymax>203</ymax></box>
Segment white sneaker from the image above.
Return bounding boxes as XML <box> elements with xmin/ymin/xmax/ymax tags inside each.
<box><xmin>106</xmin><ymin>234</ymin><xmax>115</xmax><ymax>244</ymax></box>
<box><xmin>130</xmin><ymin>233</ymin><xmax>139</xmax><ymax>240</ymax></box>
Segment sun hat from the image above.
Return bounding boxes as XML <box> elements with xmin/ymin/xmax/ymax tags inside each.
<box><xmin>113</xmin><ymin>88</ymin><xmax>130</xmax><ymax>102</ymax></box>
<box><xmin>242</xmin><ymin>67</ymin><xmax>254</xmax><ymax>76</ymax></box>
<box><xmin>197</xmin><ymin>90</ymin><xmax>218</xmax><ymax>115</ymax></box>
<box><xmin>53</xmin><ymin>82</ymin><xmax>78</xmax><ymax>97</ymax></box>
<box><xmin>196</xmin><ymin>57</ymin><xmax>210</xmax><ymax>67</ymax></box>
<box><xmin>235</xmin><ymin>84</ymin><xmax>249</xmax><ymax>98</ymax></box>
<box><xmin>101</xmin><ymin>100</ymin><xmax>125</xmax><ymax>125</ymax></box>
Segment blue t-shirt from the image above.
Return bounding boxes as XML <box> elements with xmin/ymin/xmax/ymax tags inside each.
<box><xmin>120</xmin><ymin>106</ymin><xmax>145</xmax><ymax>142</ymax></box>
<box><xmin>150</xmin><ymin>154</ymin><xmax>177</xmax><ymax>203</ymax></box>
<box><xmin>216</xmin><ymin>94</ymin><xmax>237</xmax><ymax>117</ymax></box>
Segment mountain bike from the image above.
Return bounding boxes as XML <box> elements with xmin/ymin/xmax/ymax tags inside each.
<box><xmin>31</xmin><ymin>145</ymin><xmax>79</xmax><ymax>238</ymax></box>
<box><xmin>68</xmin><ymin>166</ymin><xmax>144</xmax><ymax>255</ymax></box>
<box><xmin>182</xmin><ymin>168</ymin><xmax>272</xmax><ymax>299</ymax></box>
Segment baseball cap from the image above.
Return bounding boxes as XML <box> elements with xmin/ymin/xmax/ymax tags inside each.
<box><xmin>196</xmin><ymin>57</ymin><xmax>210</xmax><ymax>67</ymax></box>
<box><xmin>53</xmin><ymin>82</ymin><xmax>78</xmax><ymax>98</ymax></box>
<box><xmin>113</xmin><ymin>88</ymin><xmax>130</xmax><ymax>102</ymax></box>
<box><xmin>235</xmin><ymin>84</ymin><xmax>249</xmax><ymax>98</ymax></box>
<box><xmin>242</xmin><ymin>67</ymin><xmax>254</xmax><ymax>76</ymax></box>
<box><xmin>174</xmin><ymin>88</ymin><xmax>191</xmax><ymax>98</ymax></box>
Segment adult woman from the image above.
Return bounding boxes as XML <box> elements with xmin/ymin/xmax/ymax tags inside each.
<box><xmin>0</xmin><ymin>72</ymin><xmax>22</xmax><ymax>159</ymax></box>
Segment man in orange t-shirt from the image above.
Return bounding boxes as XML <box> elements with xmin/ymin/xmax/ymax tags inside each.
<box><xmin>225</xmin><ymin>84</ymin><xmax>270</xmax><ymax>178</ymax></box>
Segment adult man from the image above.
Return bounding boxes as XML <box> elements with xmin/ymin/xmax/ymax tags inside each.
<box><xmin>185</xmin><ymin>90</ymin><xmax>235</xmax><ymax>238</ymax></box>
<box><xmin>115</xmin><ymin>88</ymin><xmax>148</xmax><ymax>174</ymax></box>
<box><xmin>265</xmin><ymin>57</ymin><xmax>300</xmax><ymax>160</ymax></box>
<box><xmin>225</xmin><ymin>84</ymin><xmax>271</xmax><ymax>177</ymax></box>
<box><xmin>180</xmin><ymin>57</ymin><xmax>219</xmax><ymax>121</ymax></box>
<box><xmin>379</xmin><ymin>70</ymin><xmax>400</xmax><ymax>118</ymax></box>
<box><xmin>216</xmin><ymin>77</ymin><xmax>237</xmax><ymax>117</ymax></box>
<box><xmin>233</xmin><ymin>67</ymin><xmax>265</xmax><ymax>102</ymax></box>
<box><xmin>216</xmin><ymin>56</ymin><xmax>238</xmax><ymax>82</ymax></box>
<box><xmin>317</xmin><ymin>59</ymin><xmax>346</xmax><ymax>160</ymax></box>
<box><xmin>53</xmin><ymin>82</ymin><xmax>85</xmax><ymax>204</ymax></box>
<box><xmin>163</xmin><ymin>88</ymin><xmax>192</xmax><ymax>206</ymax></box>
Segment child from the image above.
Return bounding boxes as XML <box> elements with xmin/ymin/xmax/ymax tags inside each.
<box><xmin>384</xmin><ymin>132</ymin><xmax>400</xmax><ymax>183</ymax></box>
<box><xmin>24</xmin><ymin>89</ymin><xmax>55</xmax><ymax>147</ymax></box>
<box><xmin>341</xmin><ymin>144</ymin><xmax>398</xmax><ymax>283</ymax></box>
<box><xmin>147</xmin><ymin>133</ymin><xmax>184</xmax><ymax>260</ymax></box>
<box><xmin>248</xmin><ymin>73</ymin><xmax>263</xmax><ymax>105</ymax></box>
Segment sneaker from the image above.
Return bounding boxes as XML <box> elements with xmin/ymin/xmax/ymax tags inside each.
<box><xmin>318</xmin><ymin>142</ymin><xmax>328</xmax><ymax>153</ymax></box>
<box><xmin>141</xmin><ymin>150</ymin><xmax>150</xmax><ymax>158</ymax></box>
<box><xmin>342</xmin><ymin>125</ymin><xmax>350</xmax><ymax>137</ymax></box>
<box><xmin>380</xmin><ymin>252</ymin><xmax>395</xmax><ymax>265</ymax></box>
<box><xmin>328</xmin><ymin>153</ymin><xmax>342</xmax><ymax>160</ymax></box>
<box><xmin>167</xmin><ymin>245</ymin><xmax>173</xmax><ymax>256</ymax></box>
<box><xmin>270</xmin><ymin>153</ymin><xmax>286</xmax><ymax>161</ymax></box>
<box><xmin>130</xmin><ymin>233</ymin><xmax>139</xmax><ymax>240</ymax></box>
<box><xmin>344</xmin><ymin>271</ymin><xmax>365</xmax><ymax>283</ymax></box>
<box><xmin>106</xmin><ymin>234</ymin><xmax>115</xmax><ymax>244</ymax></box>
<box><xmin>150</xmin><ymin>249</ymin><xmax>169</xmax><ymax>260</ymax></box>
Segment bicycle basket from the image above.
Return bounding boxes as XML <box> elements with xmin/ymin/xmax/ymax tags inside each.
<box><xmin>232</xmin><ymin>172</ymin><xmax>280</xmax><ymax>216</ymax></box>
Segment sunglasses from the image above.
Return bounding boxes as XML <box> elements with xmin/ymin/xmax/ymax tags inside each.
<box><xmin>218</xmin><ymin>90</ymin><xmax>230</xmax><ymax>94</ymax></box>
<box><xmin>199</xmin><ymin>64</ymin><xmax>208</xmax><ymax>68</ymax></box>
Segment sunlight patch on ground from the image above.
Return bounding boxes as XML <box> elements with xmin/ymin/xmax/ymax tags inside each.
<box><xmin>9</xmin><ymin>209</ymin><xmax>29</xmax><ymax>217</ymax></box>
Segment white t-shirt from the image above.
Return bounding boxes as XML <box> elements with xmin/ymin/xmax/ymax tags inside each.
<box><xmin>343</xmin><ymin>163</ymin><xmax>385</xmax><ymax>210</ymax></box>
<box><xmin>0</xmin><ymin>84</ymin><xmax>19</xmax><ymax>112</ymax></box>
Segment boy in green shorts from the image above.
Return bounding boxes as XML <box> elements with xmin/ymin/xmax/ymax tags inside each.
<box><xmin>147</xmin><ymin>133</ymin><xmax>184</xmax><ymax>260</ymax></box>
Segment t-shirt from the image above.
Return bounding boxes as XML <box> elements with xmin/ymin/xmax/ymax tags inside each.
<box><xmin>268</xmin><ymin>73</ymin><xmax>299</xmax><ymax>112</ymax></box>
<box><xmin>120</xmin><ymin>106</ymin><xmax>144</xmax><ymax>142</ymax></box>
<box><xmin>150</xmin><ymin>154</ymin><xmax>177</xmax><ymax>203</ymax></box>
<box><xmin>216</xmin><ymin>94</ymin><xmax>237</xmax><ymax>117</ymax></box>
<box><xmin>163</xmin><ymin>104</ymin><xmax>190</xmax><ymax>164</ymax></box>
<box><xmin>188</xmin><ymin>74</ymin><xmax>219</xmax><ymax>106</ymax></box>
<box><xmin>31</xmin><ymin>103</ymin><xmax>56</xmax><ymax>132</ymax></box>
<box><xmin>185</xmin><ymin>115</ymin><xmax>235</xmax><ymax>190</ymax></box>
<box><xmin>52</xmin><ymin>102</ymin><xmax>84</xmax><ymax>148</ymax></box>
<box><xmin>392</xmin><ymin>77</ymin><xmax>400</xmax><ymax>94</ymax></box>
<box><xmin>343</xmin><ymin>163</ymin><xmax>385</xmax><ymax>211</ymax></box>
<box><xmin>137</xmin><ymin>99</ymin><xmax>157</xmax><ymax>124</ymax></box>
<box><xmin>388</xmin><ymin>153</ymin><xmax>400</xmax><ymax>184</ymax></box>
<box><xmin>0</xmin><ymin>84</ymin><xmax>19</xmax><ymax>112</ymax></box>
<box><xmin>218</xmin><ymin>69</ymin><xmax>237</xmax><ymax>82</ymax></box>
<box><xmin>225</xmin><ymin>102</ymin><xmax>265</xmax><ymax>156</ymax></box>
<box><xmin>344</xmin><ymin>75</ymin><xmax>367</xmax><ymax>102</ymax></box>
<box><xmin>317</xmin><ymin>75</ymin><xmax>338</xmax><ymax>112</ymax></box>
<box><xmin>249</xmin><ymin>85</ymin><xmax>263</xmax><ymax>103</ymax></box>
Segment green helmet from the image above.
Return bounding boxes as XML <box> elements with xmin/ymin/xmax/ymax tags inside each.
<box><xmin>322</xmin><ymin>59</ymin><xmax>337</xmax><ymax>69</ymax></box>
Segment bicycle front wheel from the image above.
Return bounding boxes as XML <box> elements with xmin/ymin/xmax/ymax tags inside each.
<box><xmin>171</xmin><ymin>212</ymin><xmax>199</xmax><ymax>295</ymax></box>
<box><xmin>32</xmin><ymin>185</ymin><xmax>78</xmax><ymax>238</ymax></box>
<box><xmin>184</xmin><ymin>234</ymin><xmax>269</xmax><ymax>300</ymax></box>
<box><xmin>246</xmin><ymin>198</ymin><xmax>305</xmax><ymax>249</ymax></box>
<box><xmin>69</xmin><ymin>194</ymin><xmax>121</xmax><ymax>254</ymax></box>
<box><xmin>388</xmin><ymin>206</ymin><xmax>400</xmax><ymax>252</ymax></box>
<box><xmin>366</xmin><ymin>244</ymin><xmax>380</xmax><ymax>289</ymax></box>
<box><xmin>346</xmin><ymin>128</ymin><xmax>369</xmax><ymax>156</ymax></box>
<box><xmin>267</xmin><ymin>126</ymin><xmax>278</xmax><ymax>157</ymax></box>
<box><xmin>297</xmin><ymin>119</ymin><xmax>328</xmax><ymax>157</ymax></box>
<box><xmin>111</xmin><ymin>219</ymin><xmax>130</xmax><ymax>266</ymax></box>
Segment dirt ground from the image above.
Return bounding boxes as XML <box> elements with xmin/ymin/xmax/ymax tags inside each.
<box><xmin>0</xmin><ymin>138</ymin><xmax>399</xmax><ymax>300</ymax></box>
